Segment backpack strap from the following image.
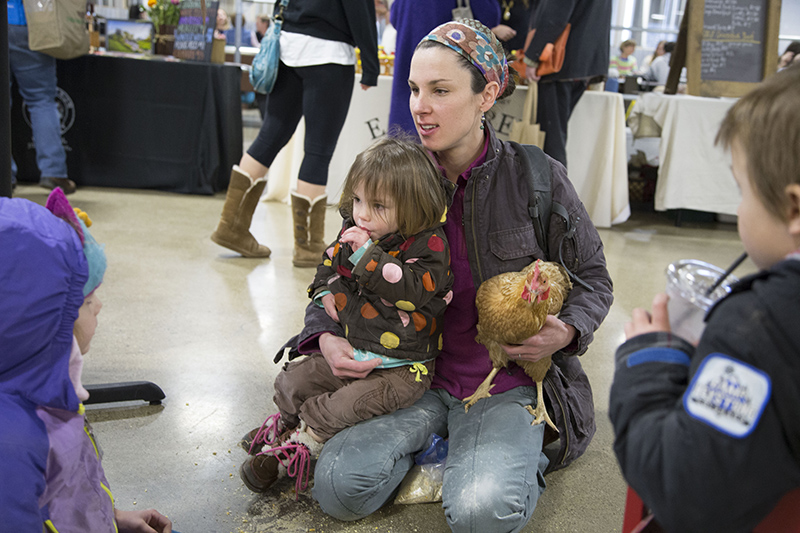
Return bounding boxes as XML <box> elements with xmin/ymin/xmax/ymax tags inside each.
<box><xmin>509</xmin><ymin>142</ymin><xmax>594</xmax><ymax>292</ymax></box>
<box><xmin>508</xmin><ymin>141</ymin><xmax>552</xmax><ymax>256</ymax></box>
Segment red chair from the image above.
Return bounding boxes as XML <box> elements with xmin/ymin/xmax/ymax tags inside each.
<box><xmin>621</xmin><ymin>487</ymin><xmax>660</xmax><ymax>533</ymax></box>
<box><xmin>623</xmin><ymin>486</ymin><xmax>800</xmax><ymax>533</ymax></box>
<box><xmin>754</xmin><ymin>488</ymin><xmax>800</xmax><ymax>533</ymax></box>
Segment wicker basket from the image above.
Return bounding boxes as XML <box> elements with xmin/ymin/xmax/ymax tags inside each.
<box><xmin>628</xmin><ymin>165</ymin><xmax>657</xmax><ymax>203</ymax></box>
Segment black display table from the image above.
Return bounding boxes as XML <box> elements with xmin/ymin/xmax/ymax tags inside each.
<box><xmin>11</xmin><ymin>54</ymin><xmax>242</xmax><ymax>194</ymax></box>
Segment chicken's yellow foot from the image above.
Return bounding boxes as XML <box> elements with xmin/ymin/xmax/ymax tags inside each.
<box><xmin>526</xmin><ymin>380</ymin><xmax>559</xmax><ymax>432</ymax></box>
<box><xmin>462</xmin><ymin>367</ymin><xmax>501</xmax><ymax>413</ymax></box>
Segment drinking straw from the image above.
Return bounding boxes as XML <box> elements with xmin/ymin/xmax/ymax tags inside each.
<box><xmin>704</xmin><ymin>252</ymin><xmax>748</xmax><ymax>296</ymax></box>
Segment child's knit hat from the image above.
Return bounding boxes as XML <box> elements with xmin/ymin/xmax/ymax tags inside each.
<box><xmin>45</xmin><ymin>188</ymin><xmax>107</xmax><ymax>297</ymax></box>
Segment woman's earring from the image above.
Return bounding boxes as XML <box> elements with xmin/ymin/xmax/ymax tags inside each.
<box><xmin>480</xmin><ymin>113</ymin><xmax>485</xmax><ymax>130</ymax></box>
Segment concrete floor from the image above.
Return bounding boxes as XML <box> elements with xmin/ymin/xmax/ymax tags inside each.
<box><xmin>12</xmin><ymin>170</ymin><xmax>754</xmax><ymax>533</ymax></box>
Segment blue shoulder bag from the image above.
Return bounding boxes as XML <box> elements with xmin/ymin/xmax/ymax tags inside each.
<box><xmin>250</xmin><ymin>0</ymin><xmax>288</xmax><ymax>94</ymax></box>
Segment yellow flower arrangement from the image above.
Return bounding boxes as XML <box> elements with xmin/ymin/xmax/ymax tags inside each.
<box><xmin>146</xmin><ymin>0</ymin><xmax>181</xmax><ymax>30</ymax></box>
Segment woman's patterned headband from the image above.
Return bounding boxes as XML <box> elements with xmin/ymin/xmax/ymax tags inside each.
<box><xmin>421</xmin><ymin>20</ymin><xmax>509</xmax><ymax>97</ymax></box>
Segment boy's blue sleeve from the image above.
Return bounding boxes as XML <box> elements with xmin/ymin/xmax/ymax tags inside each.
<box><xmin>609</xmin><ymin>296</ymin><xmax>795</xmax><ymax>532</ymax></box>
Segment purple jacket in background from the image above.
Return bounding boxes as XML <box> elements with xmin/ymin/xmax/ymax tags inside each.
<box><xmin>0</xmin><ymin>198</ymin><xmax>116</xmax><ymax>532</ymax></box>
<box><xmin>388</xmin><ymin>0</ymin><xmax>501</xmax><ymax>135</ymax></box>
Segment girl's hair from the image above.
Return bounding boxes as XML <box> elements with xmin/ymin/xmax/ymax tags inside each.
<box><xmin>216</xmin><ymin>9</ymin><xmax>231</xmax><ymax>31</ymax></box>
<box><xmin>716</xmin><ymin>67</ymin><xmax>800</xmax><ymax>220</ymax></box>
<box><xmin>416</xmin><ymin>22</ymin><xmax>517</xmax><ymax>101</ymax></box>
<box><xmin>339</xmin><ymin>137</ymin><xmax>446</xmax><ymax>238</ymax></box>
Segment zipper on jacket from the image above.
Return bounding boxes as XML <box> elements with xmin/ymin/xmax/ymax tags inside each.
<box><xmin>84</xmin><ymin>422</ymin><xmax>119</xmax><ymax>533</ymax></box>
<box><xmin>469</xmin><ymin>175</ymin><xmax>484</xmax><ymax>282</ymax></box>
<box><xmin>545</xmin><ymin>375</ymin><xmax>569</xmax><ymax>465</ymax></box>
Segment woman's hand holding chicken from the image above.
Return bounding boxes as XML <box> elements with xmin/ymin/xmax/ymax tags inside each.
<box><xmin>502</xmin><ymin>316</ymin><xmax>578</xmax><ymax>363</ymax></box>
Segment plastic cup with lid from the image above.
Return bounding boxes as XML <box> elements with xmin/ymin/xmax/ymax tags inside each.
<box><xmin>665</xmin><ymin>259</ymin><xmax>738</xmax><ymax>345</ymax></box>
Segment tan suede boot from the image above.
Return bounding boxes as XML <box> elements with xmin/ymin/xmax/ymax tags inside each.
<box><xmin>308</xmin><ymin>193</ymin><xmax>328</xmax><ymax>255</ymax></box>
<box><xmin>291</xmin><ymin>192</ymin><xmax>327</xmax><ymax>268</ymax></box>
<box><xmin>211</xmin><ymin>166</ymin><xmax>271</xmax><ymax>258</ymax></box>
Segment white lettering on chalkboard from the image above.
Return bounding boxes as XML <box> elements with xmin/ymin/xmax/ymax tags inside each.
<box><xmin>701</xmin><ymin>0</ymin><xmax>765</xmax><ymax>83</ymax></box>
<box><xmin>172</xmin><ymin>0</ymin><xmax>218</xmax><ymax>61</ymax></box>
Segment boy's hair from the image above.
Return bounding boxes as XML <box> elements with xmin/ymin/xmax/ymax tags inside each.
<box><xmin>716</xmin><ymin>67</ymin><xmax>800</xmax><ymax>220</ymax></box>
<box><xmin>339</xmin><ymin>137</ymin><xmax>446</xmax><ymax>238</ymax></box>
<box><xmin>620</xmin><ymin>39</ymin><xmax>636</xmax><ymax>51</ymax></box>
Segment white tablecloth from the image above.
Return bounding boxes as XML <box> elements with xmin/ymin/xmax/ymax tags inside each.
<box><xmin>630</xmin><ymin>93</ymin><xmax>740</xmax><ymax>215</ymax></box>
<box><xmin>565</xmin><ymin>91</ymin><xmax>630</xmax><ymax>227</ymax></box>
<box><xmin>264</xmin><ymin>78</ymin><xmax>629</xmax><ymax>228</ymax></box>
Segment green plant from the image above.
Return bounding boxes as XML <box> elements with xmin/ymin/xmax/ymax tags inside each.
<box><xmin>146</xmin><ymin>0</ymin><xmax>180</xmax><ymax>30</ymax></box>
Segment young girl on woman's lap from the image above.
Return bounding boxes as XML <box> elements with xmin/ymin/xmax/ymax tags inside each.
<box><xmin>239</xmin><ymin>137</ymin><xmax>454</xmax><ymax>496</ymax></box>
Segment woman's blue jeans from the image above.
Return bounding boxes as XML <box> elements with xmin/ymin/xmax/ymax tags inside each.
<box><xmin>8</xmin><ymin>24</ymin><xmax>68</xmax><ymax>183</ymax></box>
<box><xmin>313</xmin><ymin>387</ymin><xmax>549</xmax><ymax>533</ymax></box>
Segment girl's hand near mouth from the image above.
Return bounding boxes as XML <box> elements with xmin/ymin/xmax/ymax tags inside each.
<box><xmin>340</xmin><ymin>226</ymin><xmax>372</xmax><ymax>251</ymax></box>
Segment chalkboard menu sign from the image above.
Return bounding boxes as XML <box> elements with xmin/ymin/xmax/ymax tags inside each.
<box><xmin>173</xmin><ymin>0</ymin><xmax>218</xmax><ymax>62</ymax></box>
<box><xmin>700</xmin><ymin>0</ymin><xmax>765</xmax><ymax>82</ymax></box>
<box><xmin>686</xmin><ymin>0</ymin><xmax>780</xmax><ymax>97</ymax></box>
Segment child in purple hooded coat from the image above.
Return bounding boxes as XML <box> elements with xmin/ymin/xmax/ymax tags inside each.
<box><xmin>0</xmin><ymin>190</ymin><xmax>173</xmax><ymax>533</ymax></box>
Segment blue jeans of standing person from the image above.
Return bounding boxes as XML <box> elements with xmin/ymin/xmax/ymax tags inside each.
<box><xmin>8</xmin><ymin>24</ymin><xmax>68</xmax><ymax>184</ymax></box>
<box><xmin>313</xmin><ymin>386</ymin><xmax>549</xmax><ymax>533</ymax></box>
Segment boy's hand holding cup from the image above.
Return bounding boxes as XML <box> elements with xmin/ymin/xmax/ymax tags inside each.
<box><xmin>626</xmin><ymin>260</ymin><xmax>738</xmax><ymax>346</ymax></box>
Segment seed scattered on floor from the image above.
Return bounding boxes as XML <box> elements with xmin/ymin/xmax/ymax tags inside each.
<box><xmin>213</xmin><ymin>452</ymin><xmax>217</xmax><ymax>455</ymax></box>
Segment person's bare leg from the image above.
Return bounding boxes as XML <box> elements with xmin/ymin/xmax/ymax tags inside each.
<box><xmin>296</xmin><ymin>180</ymin><xmax>326</xmax><ymax>201</ymax></box>
<box><xmin>239</xmin><ymin>153</ymin><xmax>269</xmax><ymax>181</ymax></box>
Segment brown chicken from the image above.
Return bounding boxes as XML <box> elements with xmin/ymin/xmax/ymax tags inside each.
<box><xmin>463</xmin><ymin>259</ymin><xmax>572</xmax><ymax>430</ymax></box>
